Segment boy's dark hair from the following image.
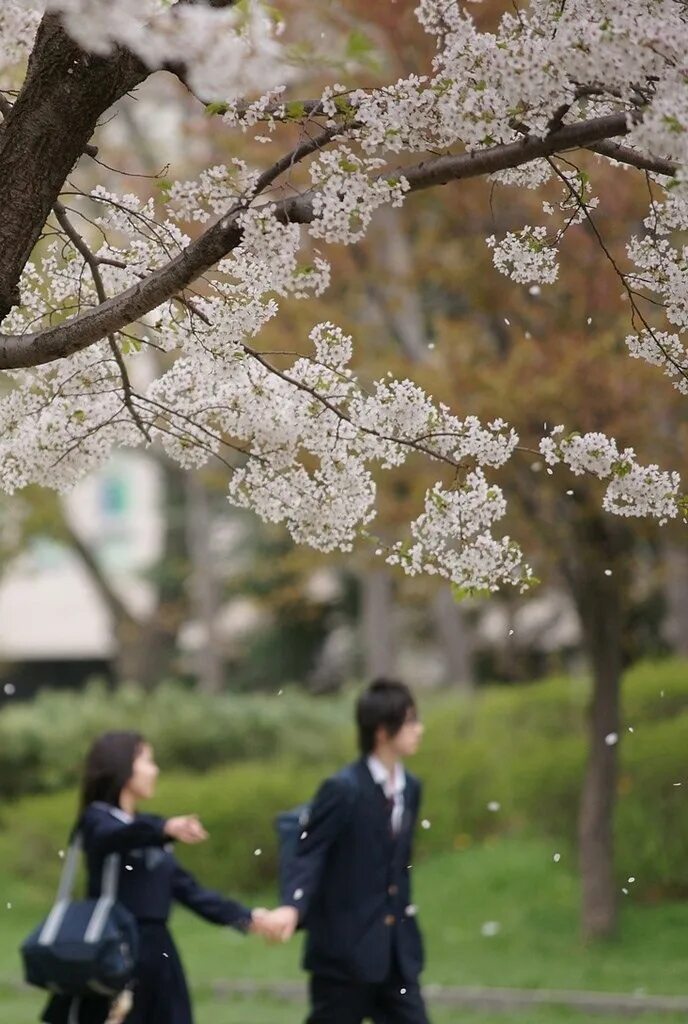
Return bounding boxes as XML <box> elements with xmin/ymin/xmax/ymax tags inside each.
<box><xmin>356</xmin><ymin>679</ymin><xmax>416</xmax><ymax>755</ymax></box>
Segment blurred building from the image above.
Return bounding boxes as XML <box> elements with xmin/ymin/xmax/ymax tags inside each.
<box><xmin>0</xmin><ymin>453</ymin><xmax>162</xmax><ymax>695</ymax></box>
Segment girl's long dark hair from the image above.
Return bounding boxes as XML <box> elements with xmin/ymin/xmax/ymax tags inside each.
<box><xmin>80</xmin><ymin>731</ymin><xmax>145</xmax><ymax>812</ymax></box>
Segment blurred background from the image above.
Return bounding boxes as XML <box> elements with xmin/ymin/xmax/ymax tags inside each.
<box><xmin>3</xmin><ymin>1</ymin><xmax>688</xmax><ymax>1022</ymax></box>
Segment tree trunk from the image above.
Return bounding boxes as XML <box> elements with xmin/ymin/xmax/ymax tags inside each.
<box><xmin>663</xmin><ymin>542</ymin><xmax>688</xmax><ymax>657</ymax></box>
<box><xmin>185</xmin><ymin>472</ymin><xmax>224</xmax><ymax>694</ymax></box>
<box><xmin>432</xmin><ymin>586</ymin><xmax>474</xmax><ymax>691</ymax></box>
<box><xmin>370</xmin><ymin>206</ymin><xmax>429</xmax><ymax>361</ymax></box>
<box><xmin>114</xmin><ymin>617</ymin><xmax>173</xmax><ymax>688</ymax></box>
<box><xmin>576</xmin><ymin>574</ymin><xmax>622</xmax><ymax>941</ymax></box>
<box><xmin>562</xmin><ymin>510</ymin><xmax>628</xmax><ymax>942</ymax></box>
<box><xmin>361</xmin><ymin>569</ymin><xmax>396</xmax><ymax>679</ymax></box>
<box><xmin>108</xmin><ymin>460</ymin><xmax>189</xmax><ymax>689</ymax></box>
<box><xmin>0</xmin><ymin>14</ymin><xmax>147</xmax><ymax>319</ymax></box>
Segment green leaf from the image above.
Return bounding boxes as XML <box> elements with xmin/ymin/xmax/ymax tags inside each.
<box><xmin>662</xmin><ymin>114</ymin><xmax>685</xmax><ymax>135</ymax></box>
<box><xmin>334</xmin><ymin>95</ymin><xmax>355</xmax><ymax>118</ymax></box>
<box><xmin>205</xmin><ymin>101</ymin><xmax>229</xmax><ymax>117</ymax></box>
<box><xmin>285</xmin><ymin>100</ymin><xmax>306</xmax><ymax>121</ymax></box>
<box><xmin>345</xmin><ymin>29</ymin><xmax>375</xmax><ymax>64</ymax></box>
<box><xmin>451</xmin><ymin>584</ymin><xmax>492</xmax><ymax>602</ymax></box>
<box><xmin>264</xmin><ymin>4</ymin><xmax>285</xmax><ymax>25</ymax></box>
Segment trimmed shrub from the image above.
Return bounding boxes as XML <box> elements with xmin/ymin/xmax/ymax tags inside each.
<box><xmin>0</xmin><ymin>682</ymin><xmax>353</xmax><ymax>799</ymax></box>
<box><xmin>2</xmin><ymin>658</ymin><xmax>688</xmax><ymax>900</ymax></box>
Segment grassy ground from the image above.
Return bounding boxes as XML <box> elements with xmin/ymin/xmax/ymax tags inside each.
<box><xmin>4</xmin><ymin>837</ymin><xmax>688</xmax><ymax>1022</ymax></box>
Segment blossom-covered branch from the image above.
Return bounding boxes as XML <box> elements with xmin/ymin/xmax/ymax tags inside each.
<box><xmin>1</xmin><ymin>0</ymin><xmax>688</xmax><ymax>592</ymax></box>
<box><xmin>0</xmin><ymin>111</ymin><xmax>652</xmax><ymax>370</ymax></box>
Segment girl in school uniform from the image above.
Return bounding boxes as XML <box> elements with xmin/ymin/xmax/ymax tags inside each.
<box><xmin>42</xmin><ymin>730</ymin><xmax>276</xmax><ymax>1024</ymax></box>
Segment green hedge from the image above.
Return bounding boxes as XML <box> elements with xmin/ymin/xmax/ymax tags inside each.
<box><xmin>0</xmin><ymin>681</ymin><xmax>353</xmax><ymax>799</ymax></box>
<box><xmin>2</xmin><ymin>658</ymin><xmax>688</xmax><ymax>901</ymax></box>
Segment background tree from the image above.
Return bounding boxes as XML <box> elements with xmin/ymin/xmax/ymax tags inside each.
<box><xmin>2</xmin><ymin>0</ymin><xmax>688</xmax><ymax>945</ymax></box>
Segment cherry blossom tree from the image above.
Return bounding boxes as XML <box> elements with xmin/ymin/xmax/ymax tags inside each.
<box><xmin>2</xmin><ymin>0</ymin><xmax>688</xmax><ymax>938</ymax></box>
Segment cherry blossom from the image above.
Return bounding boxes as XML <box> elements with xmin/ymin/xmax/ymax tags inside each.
<box><xmin>1</xmin><ymin>0</ymin><xmax>688</xmax><ymax>592</ymax></box>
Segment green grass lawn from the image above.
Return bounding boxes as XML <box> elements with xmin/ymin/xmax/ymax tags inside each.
<box><xmin>4</xmin><ymin>836</ymin><xmax>688</xmax><ymax>1022</ymax></box>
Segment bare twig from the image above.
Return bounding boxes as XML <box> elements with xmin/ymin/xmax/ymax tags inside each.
<box><xmin>545</xmin><ymin>156</ymin><xmax>688</xmax><ymax>388</ymax></box>
<box><xmin>52</xmin><ymin>201</ymin><xmax>152</xmax><ymax>440</ymax></box>
<box><xmin>242</xmin><ymin>343</ymin><xmax>464</xmax><ymax>470</ymax></box>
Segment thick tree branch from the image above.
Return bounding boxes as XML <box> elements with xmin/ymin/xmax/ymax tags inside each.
<box><xmin>0</xmin><ymin>111</ymin><xmax>649</xmax><ymax>371</ymax></box>
<box><xmin>0</xmin><ymin>14</ymin><xmax>149</xmax><ymax>323</ymax></box>
<box><xmin>0</xmin><ymin>1</ymin><xmax>242</xmax><ymax>324</ymax></box>
<box><xmin>585</xmin><ymin>140</ymin><xmax>678</xmax><ymax>177</ymax></box>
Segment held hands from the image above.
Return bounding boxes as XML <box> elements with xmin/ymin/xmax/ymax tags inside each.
<box><xmin>164</xmin><ymin>815</ymin><xmax>208</xmax><ymax>845</ymax></box>
<box><xmin>250</xmin><ymin>905</ymin><xmax>299</xmax><ymax>943</ymax></box>
<box><xmin>161</xmin><ymin>820</ymin><xmax>298</xmax><ymax>943</ymax></box>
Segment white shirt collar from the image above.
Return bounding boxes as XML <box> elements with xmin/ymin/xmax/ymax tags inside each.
<box><xmin>92</xmin><ymin>801</ymin><xmax>134</xmax><ymax>824</ymax></box>
<box><xmin>367</xmin><ymin>755</ymin><xmax>406</xmax><ymax>796</ymax></box>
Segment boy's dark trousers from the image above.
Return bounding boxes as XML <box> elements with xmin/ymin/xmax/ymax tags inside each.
<box><xmin>306</xmin><ymin>955</ymin><xmax>430</xmax><ymax>1024</ymax></box>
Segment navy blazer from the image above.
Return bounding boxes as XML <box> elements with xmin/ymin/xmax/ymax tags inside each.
<box><xmin>80</xmin><ymin>803</ymin><xmax>252</xmax><ymax>931</ymax></box>
<box><xmin>285</xmin><ymin>759</ymin><xmax>425</xmax><ymax>984</ymax></box>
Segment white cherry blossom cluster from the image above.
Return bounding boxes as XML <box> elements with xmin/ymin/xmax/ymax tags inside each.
<box><xmin>221</xmin><ymin>87</ymin><xmax>288</xmax><ymax>132</ymax></box>
<box><xmin>168</xmin><ymin>162</ymin><xmax>260</xmax><ymax>224</ymax></box>
<box><xmin>2</xmin><ymin>188</ymin><xmax>189</xmax><ymax>340</ymax></box>
<box><xmin>625</xmin><ymin>330</ymin><xmax>688</xmax><ymax>395</ymax></box>
<box><xmin>410</xmin><ymin>0</ymin><xmax>686</xmax><ymax>148</ymax></box>
<box><xmin>628</xmin><ymin>74</ymin><xmax>688</xmax><ymax>166</ymax></box>
<box><xmin>43</xmin><ymin>0</ymin><xmax>288</xmax><ymax>101</ymax></box>
<box><xmin>308</xmin><ymin>148</ymin><xmax>409</xmax><ymax>245</ymax></box>
<box><xmin>235</xmin><ymin>207</ymin><xmax>330</xmax><ymax>300</ymax></box>
<box><xmin>540</xmin><ymin>427</ymin><xmax>681</xmax><ymax>525</ymax></box>
<box><xmin>623</xmin><ymin>185</ymin><xmax>688</xmax><ymax>389</ymax></box>
<box><xmin>486</xmin><ymin>227</ymin><xmax>559</xmax><ymax>286</ymax></box>
<box><xmin>1</xmin><ymin>220</ymin><xmax>530</xmax><ymax>587</ymax></box>
<box><xmin>0</xmin><ymin>2</ymin><xmax>42</xmax><ymax>75</ymax></box>
<box><xmin>5</xmin><ymin>0</ymin><xmax>688</xmax><ymax>593</ymax></box>
<box><xmin>386</xmin><ymin>475</ymin><xmax>530</xmax><ymax>593</ymax></box>
<box><xmin>141</xmin><ymin>318</ymin><xmax>531</xmax><ymax>587</ymax></box>
<box><xmin>0</xmin><ymin>342</ymin><xmax>142</xmax><ymax>493</ymax></box>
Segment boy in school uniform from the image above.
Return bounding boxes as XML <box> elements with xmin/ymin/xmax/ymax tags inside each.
<box><xmin>269</xmin><ymin>679</ymin><xmax>430</xmax><ymax>1024</ymax></box>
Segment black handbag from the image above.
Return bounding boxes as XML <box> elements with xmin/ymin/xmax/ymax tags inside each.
<box><xmin>21</xmin><ymin>830</ymin><xmax>139</xmax><ymax>998</ymax></box>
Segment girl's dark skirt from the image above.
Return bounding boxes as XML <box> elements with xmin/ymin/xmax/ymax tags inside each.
<box><xmin>42</xmin><ymin>922</ymin><xmax>193</xmax><ymax>1024</ymax></box>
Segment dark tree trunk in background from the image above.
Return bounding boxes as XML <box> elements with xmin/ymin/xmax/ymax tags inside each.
<box><xmin>433</xmin><ymin>586</ymin><xmax>474</xmax><ymax>691</ymax></box>
<box><xmin>185</xmin><ymin>472</ymin><xmax>224</xmax><ymax>694</ymax></box>
<box><xmin>562</xmin><ymin>511</ymin><xmax>631</xmax><ymax>941</ymax></box>
<box><xmin>114</xmin><ymin>462</ymin><xmax>188</xmax><ymax>688</ymax></box>
<box><xmin>361</xmin><ymin>569</ymin><xmax>396</xmax><ymax>679</ymax></box>
<box><xmin>663</xmin><ymin>542</ymin><xmax>688</xmax><ymax>657</ymax></box>
<box><xmin>576</xmin><ymin>569</ymin><xmax>622</xmax><ymax>940</ymax></box>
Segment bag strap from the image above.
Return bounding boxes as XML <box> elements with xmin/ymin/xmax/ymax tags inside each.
<box><xmin>38</xmin><ymin>827</ymin><xmax>121</xmax><ymax>946</ymax></box>
<box><xmin>56</xmin><ymin>832</ymin><xmax>83</xmax><ymax>903</ymax></box>
<box><xmin>37</xmin><ymin>832</ymin><xmax>82</xmax><ymax>946</ymax></box>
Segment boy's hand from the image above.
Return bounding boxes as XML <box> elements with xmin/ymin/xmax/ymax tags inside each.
<box><xmin>249</xmin><ymin>907</ymin><xmax>299</xmax><ymax>942</ymax></box>
<box><xmin>250</xmin><ymin>908</ymin><xmax>283</xmax><ymax>942</ymax></box>
<box><xmin>266</xmin><ymin>905</ymin><xmax>299</xmax><ymax>942</ymax></box>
